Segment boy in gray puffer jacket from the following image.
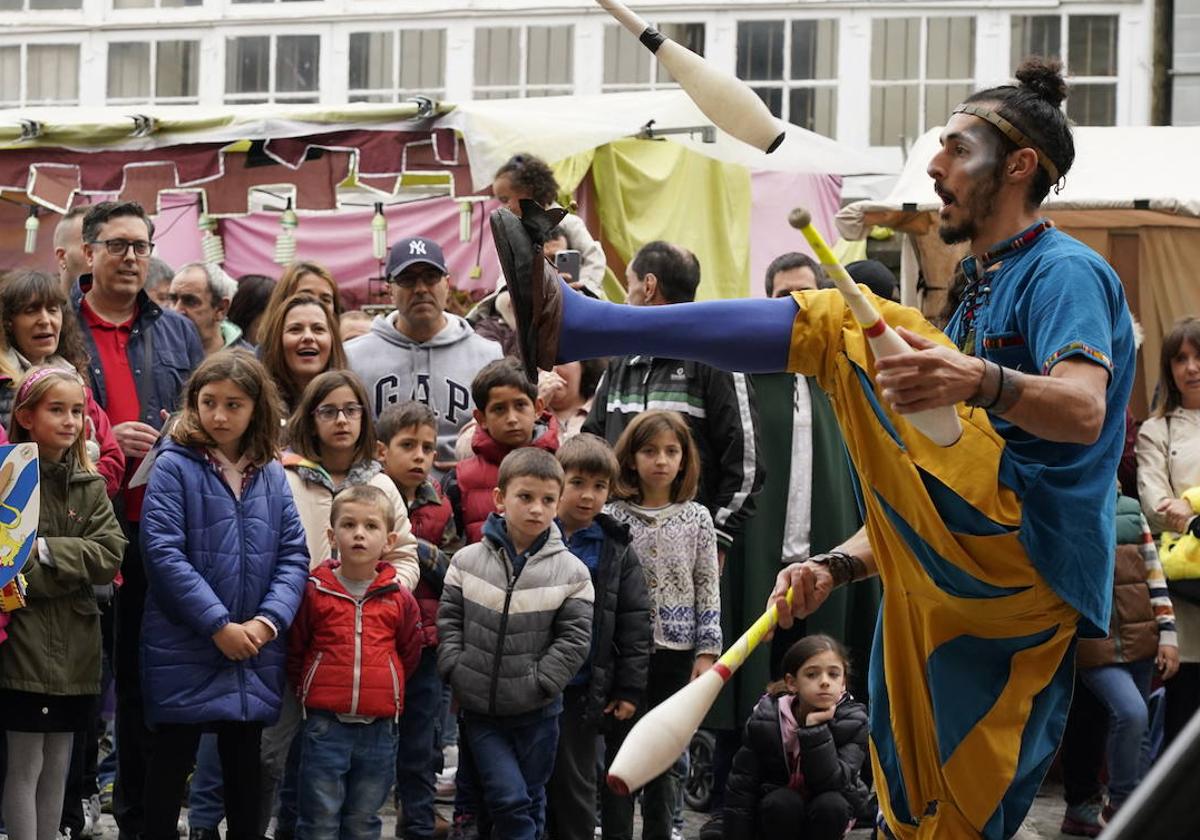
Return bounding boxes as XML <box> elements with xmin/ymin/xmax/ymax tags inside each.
<box><xmin>437</xmin><ymin>447</ymin><xmax>593</xmax><ymax>840</ymax></box>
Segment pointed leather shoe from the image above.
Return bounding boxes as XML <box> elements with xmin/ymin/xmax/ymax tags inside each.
<box><xmin>490</xmin><ymin>199</ymin><xmax>568</xmax><ymax>382</ymax></box>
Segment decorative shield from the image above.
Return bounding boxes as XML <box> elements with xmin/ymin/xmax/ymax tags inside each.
<box><xmin>0</xmin><ymin>444</ymin><xmax>40</xmax><ymax>590</ymax></box>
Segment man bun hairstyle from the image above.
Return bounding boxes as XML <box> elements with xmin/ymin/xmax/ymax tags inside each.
<box><xmin>962</xmin><ymin>56</ymin><xmax>1074</xmax><ymax>206</ymax></box>
<box><xmin>1015</xmin><ymin>56</ymin><xmax>1069</xmax><ymax>108</ymax></box>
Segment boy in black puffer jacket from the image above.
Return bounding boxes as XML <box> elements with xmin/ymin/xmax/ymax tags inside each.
<box><xmin>723</xmin><ymin>635</ymin><xmax>869</xmax><ymax>840</ymax></box>
<box><xmin>546</xmin><ymin>433</ymin><xmax>652</xmax><ymax>840</ymax></box>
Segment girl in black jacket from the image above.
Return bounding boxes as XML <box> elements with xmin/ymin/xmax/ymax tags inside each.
<box><xmin>723</xmin><ymin>635</ymin><xmax>870</xmax><ymax>840</ymax></box>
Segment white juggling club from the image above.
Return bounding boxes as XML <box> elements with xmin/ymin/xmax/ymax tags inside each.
<box><xmin>596</xmin><ymin>0</ymin><xmax>785</xmax><ymax>154</ymax></box>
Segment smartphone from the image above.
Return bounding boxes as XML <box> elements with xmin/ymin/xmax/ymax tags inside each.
<box><xmin>554</xmin><ymin>249</ymin><xmax>581</xmax><ymax>283</ymax></box>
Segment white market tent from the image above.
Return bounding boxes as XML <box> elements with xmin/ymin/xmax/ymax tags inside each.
<box><xmin>0</xmin><ymin>91</ymin><xmax>891</xmax><ymax>301</ymax></box>
<box><xmin>835</xmin><ymin>125</ymin><xmax>1200</xmax><ymax>416</ymax></box>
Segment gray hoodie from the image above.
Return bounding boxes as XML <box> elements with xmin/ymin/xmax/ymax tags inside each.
<box><xmin>345</xmin><ymin>311</ymin><xmax>502</xmax><ymax>475</ymax></box>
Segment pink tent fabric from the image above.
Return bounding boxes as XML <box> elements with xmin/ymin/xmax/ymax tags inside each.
<box><xmin>748</xmin><ymin>171</ymin><xmax>842</xmax><ymax>298</ymax></box>
<box><xmin>218</xmin><ymin>197</ymin><xmax>502</xmax><ymax>309</ymax></box>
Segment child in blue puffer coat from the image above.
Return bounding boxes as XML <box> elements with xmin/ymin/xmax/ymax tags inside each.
<box><xmin>139</xmin><ymin>350</ymin><xmax>309</xmax><ymax>840</ymax></box>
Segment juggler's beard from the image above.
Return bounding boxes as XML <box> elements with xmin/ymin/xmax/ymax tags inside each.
<box><xmin>938</xmin><ymin>165</ymin><xmax>1005</xmax><ymax>246</ymax></box>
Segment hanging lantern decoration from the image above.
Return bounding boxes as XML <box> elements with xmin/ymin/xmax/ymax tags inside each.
<box><xmin>23</xmin><ymin>206</ymin><xmax>39</xmax><ymax>254</ymax></box>
<box><xmin>371</xmin><ymin>202</ymin><xmax>388</xmax><ymax>261</ymax></box>
<box><xmin>274</xmin><ymin>198</ymin><xmax>298</xmax><ymax>266</ymax></box>
<box><xmin>198</xmin><ymin>213</ymin><xmax>226</xmax><ymax>266</ymax></box>
<box><xmin>459</xmin><ymin>201</ymin><xmax>473</xmax><ymax>244</ymax></box>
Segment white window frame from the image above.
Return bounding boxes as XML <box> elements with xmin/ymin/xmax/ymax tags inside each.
<box><xmin>1010</xmin><ymin>12</ymin><xmax>1119</xmax><ymax>125</ymax></box>
<box><xmin>106</xmin><ymin>38</ymin><xmax>201</xmax><ymax>105</ymax></box>
<box><xmin>2</xmin><ymin>0</ymin><xmax>82</xmax><ymax>11</ymax></box>
<box><xmin>472</xmin><ymin>24</ymin><xmax>574</xmax><ymax>100</ymax></box>
<box><xmin>869</xmin><ymin>15</ymin><xmax>976</xmax><ymax>147</ymax></box>
<box><xmin>734</xmin><ymin>17</ymin><xmax>839</xmax><ymax>137</ymax></box>
<box><xmin>600</xmin><ymin>20</ymin><xmax>706</xmax><ymax>94</ymax></box>
<box><xmin>109</xmin><ymin>0</ymin><xmax>202</xmax><ymax>10</ymax></box>
<box><xmin>0</xmin><ymin>42</ymin><xmax>81</xmax><ymax>107</ymax></box>
<box><xmin>346</xmin><ymin>27</ymin><xmax>446</xmax><ymax>103</ymax></box>
<box><xmin>224</xmin><ymin>31</ymin><xmax>321</xmax><ymax>105</ymax></box>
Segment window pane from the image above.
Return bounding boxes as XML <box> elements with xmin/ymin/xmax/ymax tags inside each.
<box><xmin>114</xmin><ymin>0</ymin><xmax>154</xmax><ymax>8</ymax></box>
<box><xmin>30</xmin><ymin>0</ymin><xmax>82</xmax><ymax>9</ymax></box>
<box><xmin>161</xmin><ymin>0</ymin><xmax>203</xmax><ymax>6</ymax></box>
<box><xmin>1069</xmin><ymin>83</ymin><xmax>1116</xmax><ymax>125</ymax></box>
<box><xmin>0</xmin><ymin>46</ymin><xmax>19</xmax><ymax>106</ymax></box>
<box><xmin>399</xmin><ymin>29</ymin><xmax>445</xmax><ymax>92</ymax></box>
<box><xmin>1010</xmin><ymin>15</ymin><xmax>1061</xmax><ymax>70</ymax></box>
<box><xmin>157</xmin><ymin>40</ymin><xmax>198</xmax><ymax>99</ymax></box>
<box><xmin>475</xmin><ymin>27</ymin><xmax>520</xmax><ymax>88</ymax></box>
<box><xmin>527</xmin><ymin>25</ymin><xmax>572</xmax><ymax>87</ymax></box>
<box><xmin>1069</xmin><ymin>15</ymin><xmax>1118</xmax><ymax>77</ymax></box>
<box><xmin>924</xmin><ymin>82</ymin><xmax>974</xmax><ymax>129</ymax></box>
<box><xmin>108</xmin><ymin>42</ymin><xmax>150</xmax><ymax>101</ymax></box>
<box><xmin>751</xmin><ymin>86</ymin><xmax>783</xmax><ymax>119</ymax></box>
<box><xmin>27</xmin><ymin>44</ymin><xmax>78</xmax><ymax>103</ymax></box>
<box><xmin>871</xmin><ymin>18</ymin><xmax>920</xmax><ymax>80</ymax></box>
<box><xmin>789</xmin><ymin>86</ymin><xmax>836</xmax><ymax>136</ymax></box>
<box><xmin>604</xmin><ymin>23</ymin><xmax>650</xmax><ymax>86</ymax></box>
<box><xmin>657</xmin><ymin>22</ymin><xmax>704</xmax><ymax>84</ymax></box>
<box><xmin>277</xmin><ymin>34</ymin><xmax>319</xmax><ymax>93</ymax></box>
<box><xmin>226</xmin><ymin>36</ymin><xmax>269</xmax><ymax>94</ymax></box>
<box><xmin>736</xmin><ymin>21</ymin><xmax>784</xmax><ymax>81</ymax></box>
<box><xmin>0</xmin><ymin>0</ymin><xmax>20</xmax><ymax>10</ymax></box>
<box><xmin>791</xmin><ymin>19</ymin><xmax>837</xmax><ymax>80</ymax></box>
<box><xmin>927</xmin><ymin>17</ymin><xmax>974</xmax><ymax>79</ymax></box>
<box><xmin>350</xmin><ymin>32</ymin><xmax>392</xmax><ymax>91</ymax></box>
<box><xmin>870</xmin><ymin>83</ymin><xmax>918</xmax><ymax>146</ymax></box>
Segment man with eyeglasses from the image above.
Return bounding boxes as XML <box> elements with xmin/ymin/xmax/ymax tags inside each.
<box><xmin>346</xmin><ymin>235</ymin><xmax>501</xmax><ymax>479</ymax></box>
<box><xmin>71</xmin><ymin>200</ymin><xmax>204</xmax><ymax>840</ymax></box>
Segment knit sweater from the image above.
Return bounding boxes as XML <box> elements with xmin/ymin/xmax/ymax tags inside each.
<box><xmin>605</xmin><ymin>500</ymin><xmax>721</xmax><ymax>656</ymax></box>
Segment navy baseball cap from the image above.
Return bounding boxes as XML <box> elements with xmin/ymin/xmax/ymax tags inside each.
<box><xmin>386</xmin><ymin>236</ymin><xmax>448</xmax><ymax>278</ymax></box>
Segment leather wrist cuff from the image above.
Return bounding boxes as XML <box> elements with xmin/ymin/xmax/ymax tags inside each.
<box><xmin>966</xmin><ymin>359</ymin><xmax>1003</xmax><ymax>409</ymax></box>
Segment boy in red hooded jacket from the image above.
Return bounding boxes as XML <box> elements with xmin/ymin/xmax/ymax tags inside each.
<box><xmin>288</xmin><ymin>484</ymin><xmax>423</xmax><ymax>839</ymax></box>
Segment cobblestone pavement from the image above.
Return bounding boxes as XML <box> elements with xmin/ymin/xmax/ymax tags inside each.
<box><xmin>88</xmin><ymin>781</ymin><xmax>1069</xmax><ymax>838</ymax></box>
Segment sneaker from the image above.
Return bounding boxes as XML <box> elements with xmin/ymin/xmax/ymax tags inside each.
<box><xmin>85</xmin><ymin>795</ymin><xmax>101</xmax><ymax>835</ymax></box>
<box><xmin>442</xmin><ymin>744</ymin><xmax>459</xmax><ymax>770</ymax></box>
<box><xmin>669</xmin><ymin>829</ymin><xmax>685</xmax><ymax>840</ymax></box>
<box><xmin>1061</xmin><ymin>796</ymin><xmax>1106</xmax><ymax>837</ymax></box>
<box><xmin>435</xmin><ymin>767</ymin><xmax>457</xmax><ymax>802</ymax></box>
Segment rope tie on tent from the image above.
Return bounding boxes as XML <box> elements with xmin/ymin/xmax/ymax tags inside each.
<box><xmin>952</xmin><ymin>104</ymin><xmax>1060</xmax><ymax>184</ymax></box>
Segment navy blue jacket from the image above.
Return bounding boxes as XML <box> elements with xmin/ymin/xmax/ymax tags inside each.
<box><xmin>140</xmin><ymin>440</ymin><xmax>309</xmax><ymax>726</ymax></box>
<box><xmin>72</xmin><ymin>277</ymin><xmax>204</xmax><ymax>431</ymax></box>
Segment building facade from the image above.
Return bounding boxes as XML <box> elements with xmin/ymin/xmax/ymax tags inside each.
<box><xmin>0</xmin><ymin>0</ymin><xmax>1166</xmax><ymax>158</ymax></box>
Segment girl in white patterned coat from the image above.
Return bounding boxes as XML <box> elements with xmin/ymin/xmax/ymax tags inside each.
<box><xmin>603</xmin><ymin>409</ymin><xmax>721</xmax><ymax>840</ymax></box>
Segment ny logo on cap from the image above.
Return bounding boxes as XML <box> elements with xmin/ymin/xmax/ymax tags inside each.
<box><xmin>409</xmin><ymin>240</ymin><xmax>427</xmax><ymax>255</ymax></box>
